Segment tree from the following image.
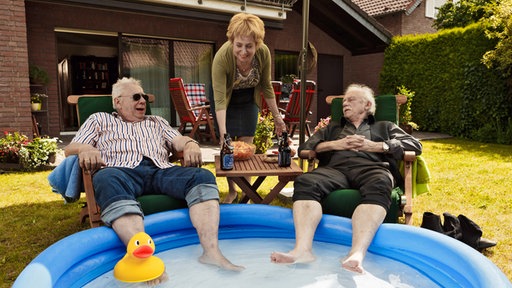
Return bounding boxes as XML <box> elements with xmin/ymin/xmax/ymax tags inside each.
<box><xmin>482</xmin><ymin>0</ymin><xmax>512</xmax><ymax>76</ymax></box>
<box><xmin>434</xmin><ymin>0</ymin><xmax>498</xmax><ymax>30</ymax></box>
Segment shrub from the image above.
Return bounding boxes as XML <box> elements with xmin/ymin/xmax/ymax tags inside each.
<box><xmin>0</xmin><ymin>132</ymin><xmax>29</xmax><ymax>164</ymax></box>
<box><xmin>0</xmin><ymin>132</ymin><xmax>60</xmax><ymax>170</ymax></box>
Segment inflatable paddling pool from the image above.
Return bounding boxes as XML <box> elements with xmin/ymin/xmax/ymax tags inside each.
<box><xmin>13</xmin><ymin>205</ymin><xmax>512</xmax><ymax>287</ymax></box>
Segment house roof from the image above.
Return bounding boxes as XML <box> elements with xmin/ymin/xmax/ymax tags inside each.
<box><xmin>352</xmin><ymin>0</ymin><xmax>421</xmax><ymax>17</ymax></box>
<box><xmin>293</xmin><ymin>0</ymin><xmax>392</xmax><ymax>55</ymax></box>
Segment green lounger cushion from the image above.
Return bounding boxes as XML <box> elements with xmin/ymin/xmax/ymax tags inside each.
<box><xmin>138</xmin><ymin>195</ymin><xmax>187</xmax><ymax>215</ymax></box>
<box><xmin>321</xmin><ymin>187</ymin><xmax>402</xmax><ymax>223</ymax></box>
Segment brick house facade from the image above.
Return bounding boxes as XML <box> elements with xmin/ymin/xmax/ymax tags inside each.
<box><xmin>1</xmin><ymin>0</ymin><xmax>391</xmax><ymax>138</ymax></box>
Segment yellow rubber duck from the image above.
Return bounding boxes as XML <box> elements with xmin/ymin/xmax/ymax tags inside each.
<box><xmin>113</xmin><ymin>232</ymin><xmax>165</xmax><ymax>283</ymax></box>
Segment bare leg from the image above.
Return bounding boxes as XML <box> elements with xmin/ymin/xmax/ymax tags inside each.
<box><xmin>270</xmin><ymin>200</ymin><xmax>322</xmax><ymax>264</ymax></box>
<box><xmin>341</xmin><ymin>204</ymin><xmax>386</xmax><ymax>273</ymax></box>
<box><xmin>223</xmin><ymin>178</ymin><xmax>239</xmax><ymax>203</ymax></box>
<box><xmin>112</xmin><ymin>214</ymin><xmax>168</xmax><ymax>285</ymax></box>
<box><xmin>189</xmin><ymin>200</ymin><xmax>245</xmax><ymax>271</ymax></box>
<box><xmin>112</xmin><ymin>214</ymin><xmax>145</xmax><ymax>246</ymax></box>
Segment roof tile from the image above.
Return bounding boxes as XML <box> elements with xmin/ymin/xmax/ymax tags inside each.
<box><xmin>352</xmin><ymin>0</ymin><xmax>414</xmax><ymax>16</ymax></box>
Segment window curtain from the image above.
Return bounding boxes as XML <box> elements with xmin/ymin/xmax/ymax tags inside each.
<box><xmin>121</xmin><ymin>37</ymin><xmax>171</xmax><ymax>121</ymax></box>
<box><xmin>173</xmin><ymin>42</ymin><xmax>213</xmax><ymax>103</ymax></box>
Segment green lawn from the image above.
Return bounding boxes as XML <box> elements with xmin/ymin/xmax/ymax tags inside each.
<box><xmin>0</xmin><ymin>138</ymin><xmax>511</xmax><ymax>286</ymax></box>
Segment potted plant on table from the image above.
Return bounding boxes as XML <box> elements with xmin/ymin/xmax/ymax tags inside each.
<box><xmin>253</xmin><ymin>111</ymin><xmax>275</xmax><ymax>154</ymax></box>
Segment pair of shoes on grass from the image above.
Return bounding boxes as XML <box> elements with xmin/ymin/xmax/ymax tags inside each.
<box><xmin>421</xmin><ymin>211</ymin><xmax>496</xmax><ymax>251</ymax></box>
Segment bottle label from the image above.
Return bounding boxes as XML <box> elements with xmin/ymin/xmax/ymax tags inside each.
<box><xmin>221</xmin><ymin>153</ymin><xmax>234</xmax><ymax>170</ymax></box>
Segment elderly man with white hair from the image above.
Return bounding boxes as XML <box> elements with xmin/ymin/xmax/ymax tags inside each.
<box><xmin>270</xmin><ymin>83</ymin><xmax>422</xmax><ymax>273</ymax></box>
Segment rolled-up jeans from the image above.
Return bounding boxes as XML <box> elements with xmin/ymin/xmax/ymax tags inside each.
<box><xmin>93</xmin><ymin>157</ymin><xmax>219</xmax><ymax>226</ymax></box>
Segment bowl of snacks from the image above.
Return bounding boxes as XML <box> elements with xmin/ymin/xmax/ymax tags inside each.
<box><xmin>232</xmin><ymin>141</ymin><xmax>256</xmax><ymax>161</ymax></box>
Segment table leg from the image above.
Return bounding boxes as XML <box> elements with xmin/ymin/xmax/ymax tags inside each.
<box><xmin>261</xmin><ymin>176</ymin><xmax>294</xmax><ymax>204</ymax></box>
<box><xmin>230</xmin><ymin>176</ymin><xmax>266</xmax><ymax>204</ymax></box>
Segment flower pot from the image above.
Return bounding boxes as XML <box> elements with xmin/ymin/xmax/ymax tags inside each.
<box><xmin>31</xmin><ymin>102</ymin><xmax>42</xmax><ymax>111</ymax></box>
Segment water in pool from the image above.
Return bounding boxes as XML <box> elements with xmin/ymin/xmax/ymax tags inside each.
<box><xmin>85</xmin><ymin>238</ymin><xmax>439</xmax><ymax>288</ymax></box>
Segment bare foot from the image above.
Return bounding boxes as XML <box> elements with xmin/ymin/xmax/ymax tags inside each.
<box><xmin>199</xmin><ymin>252</ymin><xmax>245</xmax><ymax>271</ymax></box>
<box><xmin>146</xmin><ymin>271</ymin><xmax>169</xmax><ymax>286</ymax></box>
<box><xmin>341</xmin><ymin>252</ymin><xmax>365</xmax><ymax>274</ymax></box>
<box><xmin>270</xmin><ymin>251</ymin><xmax>316</xmax><ymax>264</ymax></box>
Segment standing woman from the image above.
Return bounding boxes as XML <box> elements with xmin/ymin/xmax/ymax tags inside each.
<box><xmin>212</xmin><ymin>13</ymin><xmax>286</xmax><ymax>203</ymax></box>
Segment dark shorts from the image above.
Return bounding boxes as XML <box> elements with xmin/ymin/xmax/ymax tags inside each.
<box><xmin>292</xmin><ymin>158</ymin><xmax>394</xmax><ymax>211</ymax></box>
<box><xmin>226</xmin><ymin>87</ymin><xmax>258</xmax><ymax>138</ymax></box>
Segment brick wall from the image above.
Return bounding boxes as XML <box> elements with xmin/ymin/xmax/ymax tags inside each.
<box><xmin>0</xmin><ymin>0</ymin><xmax>32</xmax><ymax>137</ymax></box>
<box><xmin>401</xmin><ymin>3</ymin><xmax>437</xmax><ymax>35</ymax></box>
<box><xmin>374</xmin><ymin>3</ymin><xmax>437</xmax><ymax>36</ymax></box>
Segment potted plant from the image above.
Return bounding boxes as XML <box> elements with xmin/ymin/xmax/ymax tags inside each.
<box><xmin>29</xmin><ymin>64</ymin><xmax>50</xmax><ymax>85</ymax></box>
<box><xmin>30</xmin><ymin>93</ymin><xmax>46</xmax><ymax>111</ymax></box>
<box><xmin>397</xmin><ymin>85</ymin><xmax>419</xmax><ymax>134</ymax></box>
<box><xmin>253</xmin><ymin>111</ymin><xmax>275</xmax><ymax>154</ymax></box>
<box><xmin>18</xmin><ymin>136</ymin><xmax>60</xmax><ymax>170</ymax></box>
<box><xmin>0</xmin><ymin>131</ymin><xmax>60</xmax><ymax>171</ymax></box>
<box><xmin>280</xmin><ymin>74</ymin><xmax>297</xmax><ymax>100</ymax></box>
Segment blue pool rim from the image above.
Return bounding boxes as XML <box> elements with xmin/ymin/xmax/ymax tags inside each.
<box><xmin>13</xmin><ymin>204</ymin><xmax>511</xmax><ymax>288</ymax></box>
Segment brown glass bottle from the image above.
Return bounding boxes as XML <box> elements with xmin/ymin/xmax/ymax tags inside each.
<box><xmin>278</xmin><ymin>132</ymin><xmax>291</xmax><ymax>167</ymax></box>
<box><xmin>220</xmin><ymin>133</ymin><xmax>234</xmax><ymax>170</ymax></box>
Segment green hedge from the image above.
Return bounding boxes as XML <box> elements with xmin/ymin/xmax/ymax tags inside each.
<box><xmin>379</xmin><ymin>23</ymin><xmax>511</xmax><ymax>144</ymax></box>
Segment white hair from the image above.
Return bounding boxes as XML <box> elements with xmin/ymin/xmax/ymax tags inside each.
<box><xmin>111</xmin><ymin>77</ymin><xmax>142</xmax><ymax>108</ymax></box>
<box><xmin>345</xmin><ymin>83</ymin><xmax>376</xmax><ymax>115</ymax></box>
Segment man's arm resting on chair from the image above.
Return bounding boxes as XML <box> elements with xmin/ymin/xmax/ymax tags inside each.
<box><xmin>64</xmin><ymin>142</ymin><xmax>105</xmax><ymax>172</ymax></box>
<box><xmin>171</xmin><ymin>136</ymin><xmax>202</xmax><ymax>167</ymax></box>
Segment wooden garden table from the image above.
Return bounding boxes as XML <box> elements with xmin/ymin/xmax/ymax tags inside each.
<box><xmin>214</xmin><ymin>154</ymin><xmax>303</xmax><ymax>204</ymax></box>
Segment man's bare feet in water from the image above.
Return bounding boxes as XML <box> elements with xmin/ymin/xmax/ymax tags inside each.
<box><xmin>341</xmin><ymin>252</ymin><xmax>365</xmax><ymax>274</ymax></box>
<box><xmin>270</xmin><ymin>250</ymin><xmax>316</xmax><ymax>264</ymax></box>
<box><xmin>146</xmin><ymin>271</ymin><xmax>169</xmax><ymax>286</ymax></box>
<box><xmin>199</xmin><ymin>252</ymin><xmax>245</xmax><ymax>271</ymax></box>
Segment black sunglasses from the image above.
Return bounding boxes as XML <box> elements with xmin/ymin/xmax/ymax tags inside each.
<box><xmin>119</xmin><ymin>93</ymin><xmax>149</xmax><ymax>102</ymax></box>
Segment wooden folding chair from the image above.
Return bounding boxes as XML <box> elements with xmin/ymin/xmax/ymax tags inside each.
<box><xmin>169</xmin><ymin>77</ymin><xmax>217</xmax><ymax>144</ymax></box>
<box><xmin>260</xmin><ymin>80</ymin><xmax>282</xmax><ymax>113</ymax></box>
<box><xmin>279</xmin><ymin>80</ymin><xmax>316</xmax><ymax>137</ymax></box>
<box><xmin>67</xmin><ymin>94</ymin><xmax>187</xmax><ymax>228</ymax></box>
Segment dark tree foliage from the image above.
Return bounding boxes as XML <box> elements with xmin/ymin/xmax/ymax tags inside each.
<box><xmin>433</xmin><ymin>0</ymin><xmax>497</xmax><ymax>30</ymax></box>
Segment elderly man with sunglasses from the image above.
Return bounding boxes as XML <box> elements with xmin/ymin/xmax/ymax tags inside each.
<box><xmin>64</xmin><ymin>77</ymin><xmax>243</xmax><ymax>285</ymax></box>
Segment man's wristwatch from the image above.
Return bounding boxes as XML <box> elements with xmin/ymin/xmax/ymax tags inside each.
<box><xmin>382</xmin><ymin>142</ymin><xmax>389</xmax><ymax>153</ymax></box>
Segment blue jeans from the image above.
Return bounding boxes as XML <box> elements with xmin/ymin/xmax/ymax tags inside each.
<box><xmin>93</xmin><ymin>157</ymin><xmax>219</xmax><ymax>225</ymax></box>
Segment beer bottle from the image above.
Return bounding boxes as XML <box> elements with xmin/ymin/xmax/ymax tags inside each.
<box><xmin>220</xmin><ymin>133</ymin><xmax>234</xmax><ymax>170</ymax></box>
<box><xmin>278</xmin><ymin>132</ymin><xmax>291</xmax><ymax>167</ymax></box>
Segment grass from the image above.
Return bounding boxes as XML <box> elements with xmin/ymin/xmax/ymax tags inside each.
<box><xmin>0</xmin><ymin>138</ymin><xmax>511</xmax><ymax>286</ymax></box>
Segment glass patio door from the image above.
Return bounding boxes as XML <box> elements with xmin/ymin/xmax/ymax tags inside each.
<box><xmin>121</xmin><ymin>37</ymin><xmax>171</xmax><ymax>121</ymax></box>
<box><xmin>121</xmin><ymin>36</ymin><xmax>213</xmax><ymax>126</ymax></box>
